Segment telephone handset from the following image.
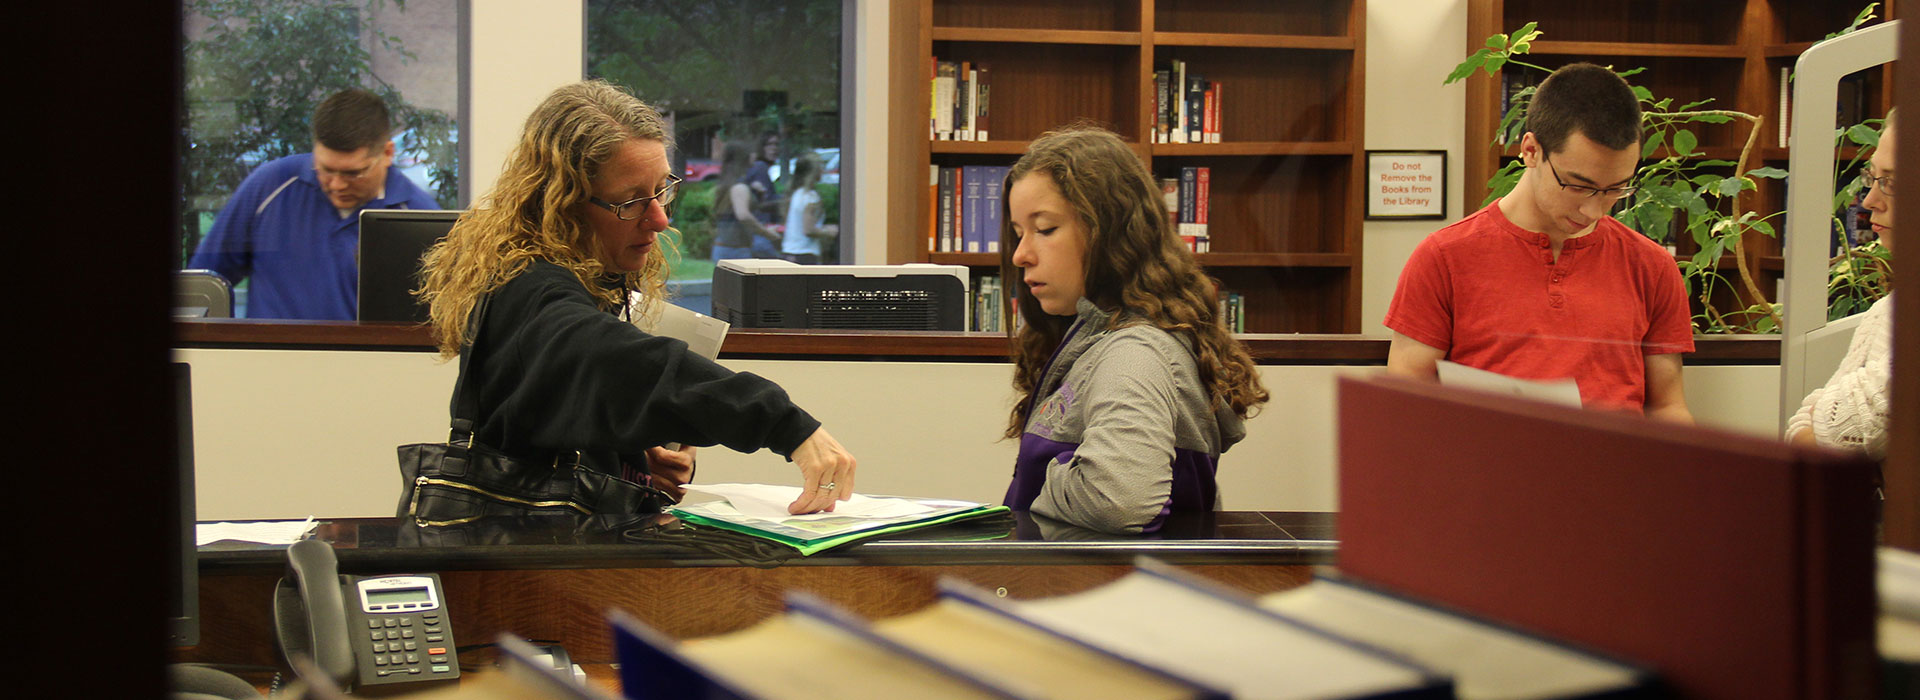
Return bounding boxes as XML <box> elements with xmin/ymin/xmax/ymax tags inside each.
<box><xmin>274</xmin><ymin>539</ymin><xmax>461</xmax><ymax>690</ymax></box>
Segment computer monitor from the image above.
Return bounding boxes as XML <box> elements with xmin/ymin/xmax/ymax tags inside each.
<box><xmin>166</xmin><ymin>362</ymin><xmax>197</xmax><ymax>647</ymax></box>
<box><xmin>358</xmin><ymin>209</ymin><xmax>460</xmax><ymax>323</ymax></box>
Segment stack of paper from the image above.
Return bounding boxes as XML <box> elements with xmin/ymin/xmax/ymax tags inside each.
<box><xmin>670</xmin><ymin>484</ymin><xmax>1008</xmax><ymax>555</ymax></box>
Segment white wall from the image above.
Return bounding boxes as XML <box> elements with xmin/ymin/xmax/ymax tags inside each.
<box><xmin>467</xmin><ymin>2</ymin><xmax>585</xmax><ymax>199</ymax></box>
<box><xmin>178</xmin><ymin>347</ymin><xmax>1346</xmax><ymax>519</ymax></box>
<box><xmin>179</xmin><ymin>347</ymin><xmax>1781</xmax><ymax>520</ymax></box>
<box><xmin>1363</xmin><ymin>0</ymin><xmax>1469</xmax><ymax>338</ymax></box>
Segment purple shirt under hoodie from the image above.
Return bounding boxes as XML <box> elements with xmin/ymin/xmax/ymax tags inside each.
<box><xmin>1004</xmin><ymin>299</ymin><xmax>1247</xmax><ymax>534</ymax></box>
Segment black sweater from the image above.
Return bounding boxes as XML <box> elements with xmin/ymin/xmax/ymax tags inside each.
<box><xmin>458</xmin><ymin>259</ymin><xmax>819</xmax><ymax>473</ymax></box>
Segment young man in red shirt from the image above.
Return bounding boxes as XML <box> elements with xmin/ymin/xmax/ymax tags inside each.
<box><xmin>1384</xmin><ymin>63</ymin><xmax>1695</xmax><ymax>422</ymax></box>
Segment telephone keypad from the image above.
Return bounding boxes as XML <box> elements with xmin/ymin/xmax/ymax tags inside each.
<box><xmin>358</xmin><ymin>612</ymin><xmax>457</xmax><ymax>684</ymax></box>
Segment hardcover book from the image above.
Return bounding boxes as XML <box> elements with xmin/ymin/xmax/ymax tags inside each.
<box><xmin>1336</xmin><ymin>376</ymin><xmax>1879</xmax><ymax>699</ymax></box>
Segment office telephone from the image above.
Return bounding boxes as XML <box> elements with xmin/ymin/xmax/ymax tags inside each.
<box><xmin>273</xmin><ymin>539</ymin><xmax>461</xmax><ymax>690</ymax></box>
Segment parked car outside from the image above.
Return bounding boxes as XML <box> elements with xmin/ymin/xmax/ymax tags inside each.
<box><xmin>684</xmin><ymin>158</ymin><xmax>721</xmax><ymax>181</ymax></box>
<box><xmin>768</xmin><ymin>147</ymin><xmax>840</xmax><ymax>185</ymax></box>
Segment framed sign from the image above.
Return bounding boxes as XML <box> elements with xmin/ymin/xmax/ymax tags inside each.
<box><xmin>1365</xmin><ymin>150</ymin><xmax>1447</xmax><ymax>220</ymax></box>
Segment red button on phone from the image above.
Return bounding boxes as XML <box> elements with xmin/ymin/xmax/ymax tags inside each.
<box><xmin>427</xmin><ymin>647</ymin><xmax>447</xmax><ymax>656</ymax></box>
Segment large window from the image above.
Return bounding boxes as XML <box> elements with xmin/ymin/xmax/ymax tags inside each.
<box><xmin>180</xmin><ymin>0</ymin><xmax>463</xmax><ymax>314</ymax></box>
<box><xmin>587</xmin><ymin>0</ymin><xmax>845</xmax><ymax>308</ymax></box>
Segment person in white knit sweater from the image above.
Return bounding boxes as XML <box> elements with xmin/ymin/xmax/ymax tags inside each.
<box><xmin>1787</xmin><ymin>116</ymin><xmax>1895</xmax><ymax>458</ymax></box>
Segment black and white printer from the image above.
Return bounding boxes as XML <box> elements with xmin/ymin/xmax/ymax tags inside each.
<box><xmin>711</xmin><ymin>259</ymin><xmax>970</xmax><ymax>331</ymax></box>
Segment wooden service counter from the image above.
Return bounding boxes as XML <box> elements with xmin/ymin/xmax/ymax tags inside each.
<box><xmin>174</xmin><ymin>319</ymin><xmax>1782</xmax><ymax>364</ymax></box>
<box><xmin>181</xmin><ymin>511</ymin><xmax>1335</xmax><ymax>670</ymax></box>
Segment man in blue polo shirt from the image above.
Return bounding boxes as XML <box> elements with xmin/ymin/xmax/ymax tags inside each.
<box><xmin>189</xmin><ymin>89</ymin><xmax>441</xmax><ymax>319</ymax></box>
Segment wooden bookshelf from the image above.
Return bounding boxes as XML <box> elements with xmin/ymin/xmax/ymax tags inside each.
<box><xmin>887</xmin><ymin>0</ymin><xmax>1368</xmax><ymax>333</ymax></box>
<box><xmin>1464</xmin><ymin>0</ymin><xmax>1897</xmax><ymax>322</ymax></box>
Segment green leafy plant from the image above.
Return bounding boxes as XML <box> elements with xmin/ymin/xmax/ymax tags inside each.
<box><xmin>183</xmin><ymin>0</ymin><xmax>458</xmax><ymax>264</ymax></box>
<box><xmin>1448</xmin><ymin>8</ymin><xmax>1887</xmax><ymax>334</ymax></box>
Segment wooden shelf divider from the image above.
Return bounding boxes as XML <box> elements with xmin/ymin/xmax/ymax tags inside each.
<box><xmin>932</xmin><ymin>27</ymin><xmax>1142</xmax><ymax>45</ymax></box>
<box><xmin>1151</xmin><ymin>32</ymin><xmax>1355</xmax><ymax>50</ymax></box>
<box><xmin>1152</xmin><ymin>141</ymin><xmax>1355</xmax><ymax>157</ymax></box>
<box><xmin>1525</xmin><ymin>40</ymin><xmax>1746</xmax><ymax>59</ymax></box>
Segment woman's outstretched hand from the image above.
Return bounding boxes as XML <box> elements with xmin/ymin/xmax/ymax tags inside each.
<box><xmin>787</xmin><ymin>427</ymin><xmax>856</xmax><ymax>514</ymax></box>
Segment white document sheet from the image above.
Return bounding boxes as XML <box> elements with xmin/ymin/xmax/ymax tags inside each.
<box><xmin>680</xmin><ymin>483</ymin><xmax>968</xmax><ymax>521</ymax></box>
<box><xmin>630</xmin><ymin>292</ymin><xmax>729</xmax><ymax>360</ymax></box>
<box><xmin>1436</xmin><ymin>360</ymin><xmax>1582</xmax><ymax>407</ymax></box>
<box><xmin>196</xmin><ymin>517</ymin><xmax>316</xmax><ymax>546</ymax></box>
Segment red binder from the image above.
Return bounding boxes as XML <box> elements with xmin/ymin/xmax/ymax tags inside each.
<box><xmin>1336</xmin><ymin>376</ymin><xmax>1879</xmax><ymax>700</ymax></box>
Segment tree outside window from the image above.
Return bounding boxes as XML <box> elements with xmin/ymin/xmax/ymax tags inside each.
<box><xmin>587</xmin><ymin>0</ymin><xmax>843</xmax><ymax>303</ymax></box>
<box><xmin>182</xmin><ymin>0</ymin><xmax>460</xmax><ymax>267</ymax></box>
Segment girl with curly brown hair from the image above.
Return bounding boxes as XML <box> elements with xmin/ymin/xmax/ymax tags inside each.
<box><xmin>416</xmin><ymin>80</ymin><xmax>855</xmax><ymax>515</ymax></box>
<box><xmin>1001</xmin><ymin>126</ymin><xmax>1268</xmax><ymax>534</ymax></box>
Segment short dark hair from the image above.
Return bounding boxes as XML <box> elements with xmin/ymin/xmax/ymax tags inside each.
<box><xmin>312</xmin><ymin>88</ymin><xmax>391</xmax><ymax>153</ymax></box>
<box><xmin>1525</xmin><ymin>63</ymin><xmax>1642</xmax><ymax>154</ymax></box>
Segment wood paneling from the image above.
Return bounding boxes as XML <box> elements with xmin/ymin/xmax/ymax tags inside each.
<box><xmin>1886</xmin><ymin>3</ymin><xmax>1918</xmax><ymax>552</ymax></box>
<box><xmin>1152</xmin><ymin>0</ymin><xmax>1349</xmax><ymax>37</ymax></box>
<box><xmin>185</xmin><ymin>563</ymin><xmax>1311</xmax><ymax>666</ymax></box>
<box><xmin>928</xmin><ymin>42</ymin><xmax>1143</xmax><ymax>140</ymax></box>
<box><xmin>1501</xmin><ymin>0</ymin><xmax>1748</xmax><ymax>45</ymax></box>
<box><xmin>932</xmin><ymin>0</ymin><xmax>1141</xmax><ymax>32</ymax></box>
<box><xmin>1151</xmin><ymin>154</ymin><xmax>1352</xmax><ymax>254</ymax></box>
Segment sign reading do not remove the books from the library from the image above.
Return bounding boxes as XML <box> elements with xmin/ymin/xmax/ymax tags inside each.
<box><xmin>1366</xmin><ymin>150</ymin><xmax>1447</xmax><ymax>220</ymax></box>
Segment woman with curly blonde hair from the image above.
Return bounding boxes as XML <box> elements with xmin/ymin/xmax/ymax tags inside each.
<box><xmin>416</xmin><ymin>80</ymin><xmax>855</xmax><ymax>515</ymax></box>
<box><xmin>1000</xmin><ymin>126</ymin><xmax>1267</xmax><ymax>534</ymax></box>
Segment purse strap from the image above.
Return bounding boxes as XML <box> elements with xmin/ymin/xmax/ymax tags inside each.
<box><xmin>448</xmin><ymin>294</ymin><xmax>492</xmax><ymax>446</ymax></box>
<box><xmin>445</xmin><ymin>294</ymin><xmax>585</xmax><ymax>469</ymax></box>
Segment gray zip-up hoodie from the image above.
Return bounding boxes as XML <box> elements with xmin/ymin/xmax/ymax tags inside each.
<box><xmin>1004</xmin><ymin>299</ymin><xmax>1248</xmax><ymax>534</ymax></box>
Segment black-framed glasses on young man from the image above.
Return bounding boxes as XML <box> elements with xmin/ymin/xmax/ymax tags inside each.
<box><xmin>1542</xmin><ymin>153</ymin><xmax>1639</xmax><ymax>199</ymax></box>
<box><xmin>590</xmin><ymin>173</ymin><xmax>683</xmax><ymax>220</ymax></box>
<box><xmin>1861</xmin><ymin>167</ymin><xmax>1895</xmax><ymax>198</ymax></box>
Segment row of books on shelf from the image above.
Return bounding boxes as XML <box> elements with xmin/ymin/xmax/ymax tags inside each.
<box><xmin>611</xmin><ymin>559</ymin><xmax>1658</xmax><ymax>699</ymax></box>
<box><xmin>1154</xmin><ymin>59</ymin><xmax>1223</xmax><ymax>144</ymax></box>
<box><xmin>971</xmin><ymin>274</ymin><xmax>1007</xmax><ymax>333</ymax></box>
<box><xmin>1161</xmin><ymin>167</ymin><xmax>1212</xmax><ymax>253</ymax></box>
<box><xmin>928</xmin><ymin>163</ymin><xmax>1211</xmax><ymax>255</ymax></box>
<box><xmin>931</xmin><ymin>57</ymin><xmax>992</xmax><ymax>141</ymax></box>
<box><xmin>1217</xmin><ymin>291</ymin><xmax>1245</xmax><ymax>334</ymax></box>
<box><xmin>929</xmin><ymin>164</ymin><xmax>1010</xmax><ymax>254</ymax></box>
<box><xmin>1497</xmin><ymin>69</ymin><xmax>1541</xmax><ymax>145</ymax></box>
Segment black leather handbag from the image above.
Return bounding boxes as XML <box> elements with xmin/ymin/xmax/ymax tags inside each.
<box><xmin>395</xmin><ymin>296</ymin><xmax>675</xmax><ymax>526</ymax></box>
